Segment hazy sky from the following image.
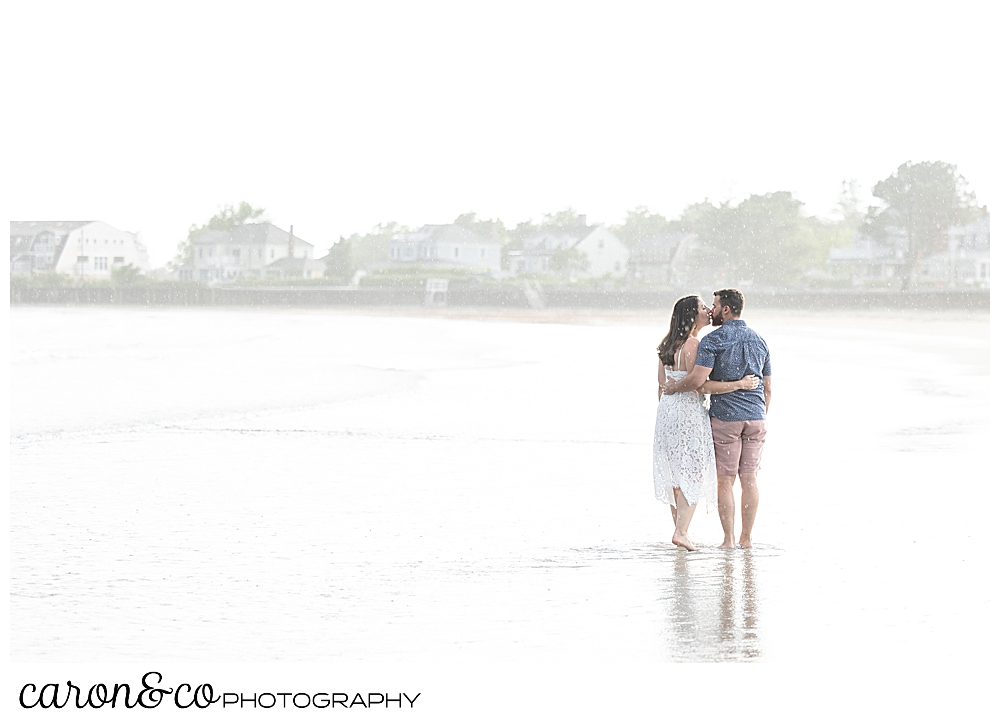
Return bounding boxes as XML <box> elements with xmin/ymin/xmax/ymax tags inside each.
<box><xmin>7</xmin><ymin>1</ymin><xmax>994</xmax><ymax>267</ymax></box>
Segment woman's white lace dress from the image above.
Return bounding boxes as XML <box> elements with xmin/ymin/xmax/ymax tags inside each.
<box><xmin>653</xmin><ymin>369</ymin><xmax>718</xmax><ymax>509</ymax></box>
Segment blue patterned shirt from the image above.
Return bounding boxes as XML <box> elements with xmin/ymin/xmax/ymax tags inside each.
<box><xmin>694</xmin><ymin>319</ymin><xmax>771</xmax><ymax>421</ymax></box>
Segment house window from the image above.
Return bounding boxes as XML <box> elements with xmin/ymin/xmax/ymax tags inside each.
<box><xmin>480</xmin><ymin>249</ymin><xmax>485</xmax><ymax>258</ymax></box>
<box><xmin>454</xmin><ymin>248</ymin><xmax>459</xmax><ymax>258</ymax></box>
<box><xmin>270</xmin><ymin>249</ymin><xmax>275</xmax><ymax>259</ymax></box>
<box><xmin>113</xmin><ymin>256</ymin><xmax>124</xmax><ymax>264</ymax></box>
<box><xmin>199</xmin><ymin>248</ymin><xmax>204</xmax><ymax>258</ymax></box>
<box><xmin>598</xmin><ymin>240</ymin><xmax>605</xmax><ymax>249</ymax></box>
<box><xmin>232</xmin><ymin>248</ymin><xmax>240</xmax><ymax>260</ymax></box>
<box><xmin>76</xmin><ymin>255</ymin><xmax>89</xmax><ymax>263</ymax></box>
<box><xmin>95</xmin><ymin>257</ymin><xmax>108</xmax><ymax>270</ymax></box>
<box><xmin>209</xmin><ymin>248</ymin><xmax>214</xmax><ymax>257</ymax></box>
<box><xmin>614</xmin><ymin>262</ymin><xmax>621</xmax><ymax>272</ymax></box>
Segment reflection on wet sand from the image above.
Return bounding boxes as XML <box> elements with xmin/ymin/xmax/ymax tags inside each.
<box><xmin>660</xmin><ymin>549</ymin><xmax>761</xmax><ymax>661</ymax></box>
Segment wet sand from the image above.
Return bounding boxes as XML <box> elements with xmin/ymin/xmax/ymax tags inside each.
<box><xmin>9</xmin><ymin>306</ymin><xmax>991</xmax><ymax>664</ymax></box>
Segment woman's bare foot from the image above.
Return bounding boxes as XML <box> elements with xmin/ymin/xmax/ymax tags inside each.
<box><xmin>672</xmin><ymin>533</ymin><xmax>698</xmax><ymax>551</ymax></box>
<box><xmin>739</xmin><ymin>537</ymin><xmax>753</xmax><ymax>549</ymax></box>
<box><xmin>719</xmin><ymin>538</ymin><xmax>737</xmax><ymax>549</ymax></box>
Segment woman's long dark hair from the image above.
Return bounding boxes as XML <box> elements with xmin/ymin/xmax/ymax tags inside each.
<box><xmin>657</xmin><ymin>295</ymin><xmax>700</xmax><ymax>368</ymax></box>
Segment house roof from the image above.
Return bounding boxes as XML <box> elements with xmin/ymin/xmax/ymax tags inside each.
<box><xmin>191</xmin><ymin>230</ymin><xmax>231</xmax><ymax>244</ymax></box>
<box><xmin>521</xmin><ymin>227</ymin><xmax>590</xmax><ymax>251</ymax></box>
<box><xmin>10</xmin><ymin>221</ymin><xmax>94</xmax><ymax>262</ymax></box>
<box><xmin>10</xmin><ymin>221</ymin><xmax>92</xmax><ymax>237</ymax></box>
<box><xmin>266</xmin><ymin>256</ymin><xmax>324</xmax><ymax>270</ymax></box>
<box><xmin>521</xmin><ymin>224</ymin><xmax>627</xmax><ymax>253</ymax></box>
<box><xmin>393</xmin><ymin>224</ymin><xmax>499</xmax><ymax>246</ymax></box>
<box><xmin>191</xmin><ymin>223</ymin><xmax>313</xmax><ymax>248</ymax></box>
<box><xmin>632</xmin><ymin>232</ymin><xmax>694</xmax><ymax>251</ymax></box>
<box><xmin>631</xmin><ymin>232</ymin><xmax>695</xmax><ymax>263</ymax></box>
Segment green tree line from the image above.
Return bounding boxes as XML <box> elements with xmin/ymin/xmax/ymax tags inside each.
<box><xmin>171</xmin><ymin>161</ymin><xmax>981</xmax><ymax>288</ymax></box>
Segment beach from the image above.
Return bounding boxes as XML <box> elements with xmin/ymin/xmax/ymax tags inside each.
<box><xmin>10</xmin><ymin>305</ymin><xmax>991</xmax><ymax>663</ymax></box>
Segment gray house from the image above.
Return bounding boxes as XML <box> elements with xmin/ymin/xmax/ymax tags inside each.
<box><xmin>508</xmin><ymin>221</ymin><xmax>629</xmax><ymax>279</ymax></box>
<box><xmin>388</xmin><ymin>224</ymin><xmax>502</xmax><ymax>272</ymax></box>
<box><xmin>628</xmin><ymin>232</ymin><xmax>697</xmax><ymax>285</ymax></box>
<box><xmin>190</xmin><ymin>223</ymin><xmax>316</xmax><ymax>282</ymax></box>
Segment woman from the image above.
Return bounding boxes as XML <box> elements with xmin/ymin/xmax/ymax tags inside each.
<box><xmin>654</xmin><ymin>295</ymin><xmax>757</xmax><ymax>551</ymax></box>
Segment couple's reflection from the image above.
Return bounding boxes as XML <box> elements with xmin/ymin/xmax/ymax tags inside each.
<box><xmin>661</xmin><ymin>550</ymin><xmax>761</xmax><ymax>660</ymax></box>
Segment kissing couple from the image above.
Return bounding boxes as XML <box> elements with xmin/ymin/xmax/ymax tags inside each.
<box><xmin>653</xmin><ymin>288</ymin><xmax>772</xmax><ymax>551</ymax></box>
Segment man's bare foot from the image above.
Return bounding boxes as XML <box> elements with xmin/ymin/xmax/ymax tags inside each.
<box><xmin>719</xmin><ymin>539</ymin><xmax>737</xmax><ymax>549</ymax></box>
<box><xmin>672</xmin><ymin>533</ymin><xmax>698</xmax><ymax>551</ymax></box>
<box><xmin>739</xmin><ymin>538</ymin><xmax>753</xmax><ymax>549</ymax></box>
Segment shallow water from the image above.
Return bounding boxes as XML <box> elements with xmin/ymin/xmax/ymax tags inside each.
<box><xmin>9</xmin><ymin>306</ymin><xmax>991</xmax><ymax>663</ymax></box>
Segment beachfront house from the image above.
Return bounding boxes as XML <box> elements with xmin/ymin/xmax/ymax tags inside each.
<box><xmin>628</xmin><ymin>232</ymin><xmax>697</xmax><ymax>285</ymax></box>
<box><xmin>508</xmin><ymin>220</ymin><xmax>629</xmax><ymax>279</ymax></box>
<box><xmin>921</xmin><ymin>212</ymin><xmax>990</xmax><ymax>286</ymax></box>
<box><xmin>190</xmin><ymin>223</ymin><xmax>316</xmax><ymax>283</ymax></box>
<box><xmin>828</xmin><ymin>236</ymin><xmax>906</xmax><ymax>283</ymax></box>
<box><xmin>10</xmin><ymin>221</ymin><xmax>150</xmax><ymax>278</ymax></box>
<box><xmin>387</xmin><ymin>224</ymin><xmax>502</xmax><ymax>272</ymax></box>
<box><xmin>829</xmin><ymin>211</ymin><xmax>990</xmax><ymax>287</ymax></box>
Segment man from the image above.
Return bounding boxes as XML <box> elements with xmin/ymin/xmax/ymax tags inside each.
<box><xmin>661</xmin><ymin>288</ymin><xmax>772</xmax><ymax>548</ymax></box>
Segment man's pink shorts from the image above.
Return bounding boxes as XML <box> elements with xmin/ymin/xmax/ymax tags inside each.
<box><xmin>710</xmin><ymin>418</ymin><xmax>767</xmax><ymax>477</ymax></box>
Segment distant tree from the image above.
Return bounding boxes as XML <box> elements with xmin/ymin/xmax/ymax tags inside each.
<box><xmin>339</xmin><ymin>221</ymin><xmax>408</xmax><ymax>271</ymax></box>
<box><xmin>170</xmin><ymin>202</ymin><xmax>267</xmax><ymax>270</ymax></box>
<box><xmin>540</xmin><ymin>208</ymin><xmax>588</xmax><ymax>228</ymax></box>
<box><xmin>674</xmin><ymin>199</ymin><xmax>740</xmax><ymax>281</ymax></box>
<box><xmin>816</xmin><ymin>179</ymin><xmax>867</xmax><ymax>257</ymax></box>
<box><xmin>453</xmin><ymin>212</ymin><xmax>509</xmax><ymax>244</ymax></box>
<box><xmin>548</xmin><ymin>247</ymin><xmax>590</xmax><ymax>275</ymax></box>
<box><xmin>612</xmin><ymin>206</ymin><xmax>677</xmax><ymax>248</ymax></box>
<box><xmin>111</xmin><ymin>263</ymin><xmax>143</xmax><ymax>286</ymax></box>
<box><xmin>507</xmin><ymin>219</ymin><xmax>537</xmax><ymax>252</ymax></box>
<box><xmin>677</xmin><ymin>192</ymin><xmax>827</xmax><ymax>286</ymax></box>
<box><xmin>834</xmin><ymin>179</ymin><xmax>865</xmax><ymax>233</ymax></box>
<box><xmin>863</xmin><ymin>161</ymin><xmax>978</xmax><ymax>289</ymax></box>
<box><xmin>194</xmin><ymin>202</ymin><xmax>267</xmax><ymax>232</ymax></box>
<box><xmin>508</xmin><ymin>207</ymin><xmax>589</xmax><ymax>250</ymax></box>
<box><xmin>324</xmin><ymin>238</ymin><xmax>355</xmax><ymax>283</ymax></box>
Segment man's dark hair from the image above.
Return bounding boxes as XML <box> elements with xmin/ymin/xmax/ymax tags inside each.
<box><xmin>713</xmin><ymin>288</ymin><xmax>745</xmax><ymax>317</ymax></box>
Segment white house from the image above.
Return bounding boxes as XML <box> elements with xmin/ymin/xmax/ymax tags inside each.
<box><xmin>628</xmin><ymin>232</ymin><xmax>697</xmax><ymax>285</ymax></box>
<box><xmin>190</xmin><ymin>223</ymin><xmax>316</xmax><ymax>282</ymax></box>
<box><xmin>829</xmin><ymin>211</ymin><xmax>990</xmax><ymax>287</ymax></box>
<box><xmin>828</xmin><ymin>236</ymin><xmax>906</xmax><ymax>283</ymax></box>
<box><xmin>509</xmin><ymin>221</ymin><xmax>629</xmax><ymax>279</ymax></box>
<box><xmin>388</xmin><ymin>224</ymin><xmax>502</xmax><ymax>272</ymax></box>
<box><xmin>922</xmin><ymin>212</ymin><xmax>990</xmax><ymax>286</ymax></box>
<box><xmin>10</xmin><ymin>221</ymin><xmax>150</xmax><ymax>277</ymax></box>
